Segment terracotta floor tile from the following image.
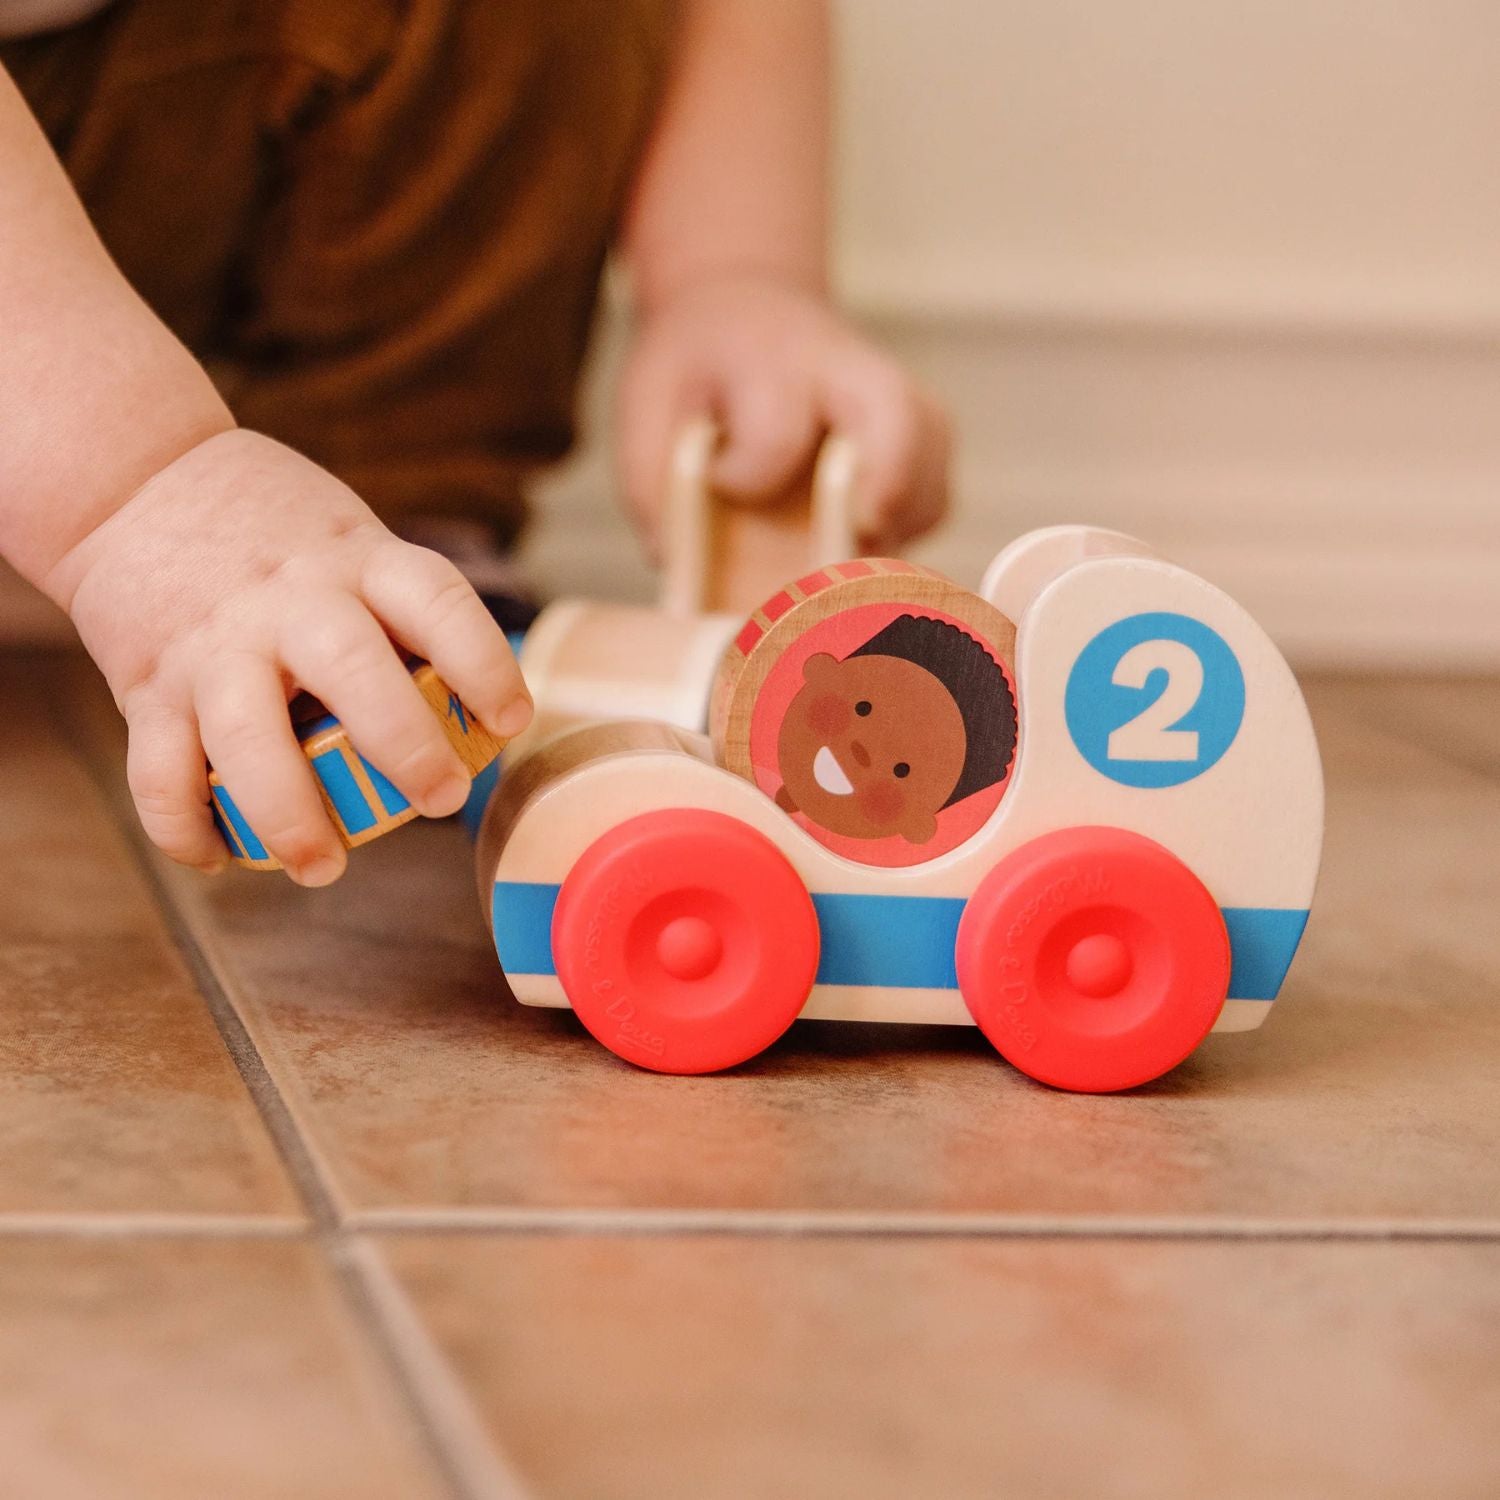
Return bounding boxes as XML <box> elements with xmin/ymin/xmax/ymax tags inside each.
<box><xmin>379</xmin><ymin>1232</ymin><xmax>1500</xmax><ymax>1500</ymax></box>
<box><xmin>90</xmin><ymin>669</ymin><xmax>1500</xmax><ymax>1225</ymax></box>
<box><xmin>0</xmin><ymin>1237</ymin><xmax>445</xmax><ymax>1500</ymax></box>
<box><xmin>1</xmin><ymin>656</ymin><xmax>299</xmax><ymax>1220</ymax></box>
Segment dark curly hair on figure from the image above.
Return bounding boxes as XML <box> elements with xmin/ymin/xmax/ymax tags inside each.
<box><xmin>849</xmin><ymin>613</ymin><xmax>1017</xmax><ymax>808</ymax></box>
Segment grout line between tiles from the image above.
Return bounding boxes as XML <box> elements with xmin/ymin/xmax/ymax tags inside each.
<box><xmin>53</xmin><ymin>679</ymin><xmax>530</xmax><ymax>1500</ymax></box>
<box><xmin>349</xmin><ymin>1206</ymin><xmax>1500</xmax><ymax>1243</ymax></box>
<box><xmin>152</xmin><ymin>888</ymin><xmax>534</xmax><ymax>1500</ymax></box>
<box><xmin>337</xmin><ymin>1238</ymin><xmax>540</xmax><ymax>1500</ymax></box>
<box><xmin>40</xmin><ymin>662</ymin><xmax>343</xmax><ymax>1232</ymax></box>
<box><xmin>119</xmin><ymin>856</ymin><xmax>345</xmax><ymax>1235</ymax></box>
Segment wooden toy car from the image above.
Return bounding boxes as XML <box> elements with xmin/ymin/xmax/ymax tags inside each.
<box><xmin>475</xmin><ymin>434</ymin><xmax>1324</xmax><ymax>1093</ymax></box>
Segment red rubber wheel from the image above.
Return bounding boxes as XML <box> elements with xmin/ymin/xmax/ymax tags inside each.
<box><xmin>956</xmin><ymin>827</ymin><xmax>1230</xmax><ymax>1092</ymax></box>
<box><xmin>552</xmin><ymin>808</ymin><xmax>820</xmax><ymax>1074</ymax></box>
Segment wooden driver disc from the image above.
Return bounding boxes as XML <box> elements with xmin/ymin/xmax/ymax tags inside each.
<box><xmin>709</xmin><ymin>559</ymin><xmax>1020</xmax><ymax>869</ymax></box>
<box><xmin>209</xmin><ymin>660</ymin><xmax>506</xmax><ymax>871</ymax></box>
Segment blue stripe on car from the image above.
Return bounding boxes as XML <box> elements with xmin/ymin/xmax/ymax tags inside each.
<box><xmin>1220</xmin><ymin>907</ymin><xmax>1310</xmax><ymax>1000</ymax></box>
<box><xmin>490</xmin><ymin>881</ymin><xmax>1310</xmax><ymax>1000</ymax></box>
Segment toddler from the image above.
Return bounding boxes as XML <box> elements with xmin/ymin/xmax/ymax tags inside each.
<box><xmin>0</xmin><ymin>0</ymin><xmax>949</xmax><ymax>884</ymax></box>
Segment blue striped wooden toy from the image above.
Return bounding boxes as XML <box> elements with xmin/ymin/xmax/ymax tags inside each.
<box><xmin>210</xmin><ymin>660</ymin><xmax>505</xmax><ymax>870</ymax></box>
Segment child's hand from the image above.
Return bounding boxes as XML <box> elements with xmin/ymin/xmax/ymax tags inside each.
<box><xmin>616</xmin><ymin>274</ymin><xmax>950</xmax><ymax>555</ymax></box>
<box><xmin>54</xmin><ymin>430</ymin><xmax>532</xmax><ymax>885</ymax></box>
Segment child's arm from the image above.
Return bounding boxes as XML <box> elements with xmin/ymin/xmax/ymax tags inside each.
<box><xmin>617</xmin><ymin>0</ymin><xmax>949</xmax><ymax>553</ymax></box>
<box><xmin>0</xmin><ymin>68</ymin><xmax>530</xmax><ymax>884</ymax></box>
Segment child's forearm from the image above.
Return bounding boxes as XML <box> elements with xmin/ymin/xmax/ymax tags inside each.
<box><xmin>0</xmin><ymin>66</ymin><xmax>233</xmax><ymax>606</ymax></box>
<box><xmin>620</xmin><ymin>0</ymin><xmax>831</xmax><ymax>311</ymax></box>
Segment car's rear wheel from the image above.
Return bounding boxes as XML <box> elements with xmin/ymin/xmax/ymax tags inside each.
<box><xmin>552</xmin><ymin>808</ymin><xmax>820</xmax><ymax>1074</ymax></box>
<box><xmin>956</xmin><ymin>826</ymin><xmax>1230</xmax><ymax>1092</ymax></box>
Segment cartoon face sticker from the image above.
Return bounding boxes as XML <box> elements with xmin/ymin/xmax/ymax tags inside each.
<box><xmin>773</xmin><ymin>614</ymin><xmax>1018</xmax><ymax>847</ymax></box>
<box><xmin>776</xmin><ymin>653</ymin><xmax>962</xmax><ymax>843</ymax></box>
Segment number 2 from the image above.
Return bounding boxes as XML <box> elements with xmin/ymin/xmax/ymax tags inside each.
<box><xmin>1106</xmin><ymin>640</ymin><xmax>1203</xmax><ymax>762</ymax></box>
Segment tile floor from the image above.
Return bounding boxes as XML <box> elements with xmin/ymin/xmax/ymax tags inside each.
<box><xmin>2</xmin><ymin>649</ymin><xmax>1498</xmax><ymax>1499</ymax></box>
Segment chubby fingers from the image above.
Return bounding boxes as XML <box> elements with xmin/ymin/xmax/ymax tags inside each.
<box><xmin>124</xmin><ymin>700</ymin><xmax>229</xmax><ymax>873</ymax></box>
<box><xmin>623</xmin><ymin>357</ymin><xmax>947</xmax><ymax>558</ymax></box>
<box><xmin>823</xmin><ymin>349</ymin><xmax>952</xmax><ymax>553</ymax></box>
<box><xmin>359</xmin><ymin>541</ymin><xmax>532</xmax><ymax>743</ymax></box>
<box><xmin>617</xmin><ymin>351</ymin><xmax>824</xmax><ymax>540</ymax></box>
<box><xmin>707</xmin><ymin>372</ymin><xmax>822</xmax><ymax>503</ymax></box>
<box><xmin>196</xmin><ymin>654</ymin><xmax>346</xmax><ymax>885</ymax></box>
<box><xmin>280</xmin><ymin>592</ymin><xmax>474</xmax><ymax>822</ymax></box>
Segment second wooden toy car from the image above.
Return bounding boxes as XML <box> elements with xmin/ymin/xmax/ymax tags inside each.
<box><xmin>475</xmin><ymin>437</ymin><xmax>1324</xmax><ymax>1093</ymax></box>
<box><xmin>212</xmin><ymin>658</ymin><xmax>505</xmax><ymax>870</ymax></box>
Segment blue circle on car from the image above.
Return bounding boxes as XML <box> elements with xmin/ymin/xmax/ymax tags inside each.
<box><xmin>1065</xmin><ymin>612</ymin><xmax>1245</xmax><ymax>788</ymax></box>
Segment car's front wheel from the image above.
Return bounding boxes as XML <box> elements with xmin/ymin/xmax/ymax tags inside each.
<box><xmin>956</xmin><ymin>826</ymin><xmax>1231</xmax><ymax>1092</ymax></box>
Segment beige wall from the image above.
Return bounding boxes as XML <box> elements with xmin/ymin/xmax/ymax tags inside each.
<box><xmin>832</xmin><ymin>0</ymin><xmax>1500</xmax><ymax>668</ymax></box>
<box><xmin>530</xmin><ymin>0</ymin><xmax>1500</xmax><ymax>669</ymax></box>
<box><xmin>835</xmin><ymin>0</ymin><xmax>1500</xmax><ymax>330</ymax></box>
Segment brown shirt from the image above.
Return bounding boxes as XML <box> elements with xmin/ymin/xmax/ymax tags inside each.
<box><xmin>3</xmin><ymin>0</ymin><xmax>680</xmax><ymax>533</ymax></box>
